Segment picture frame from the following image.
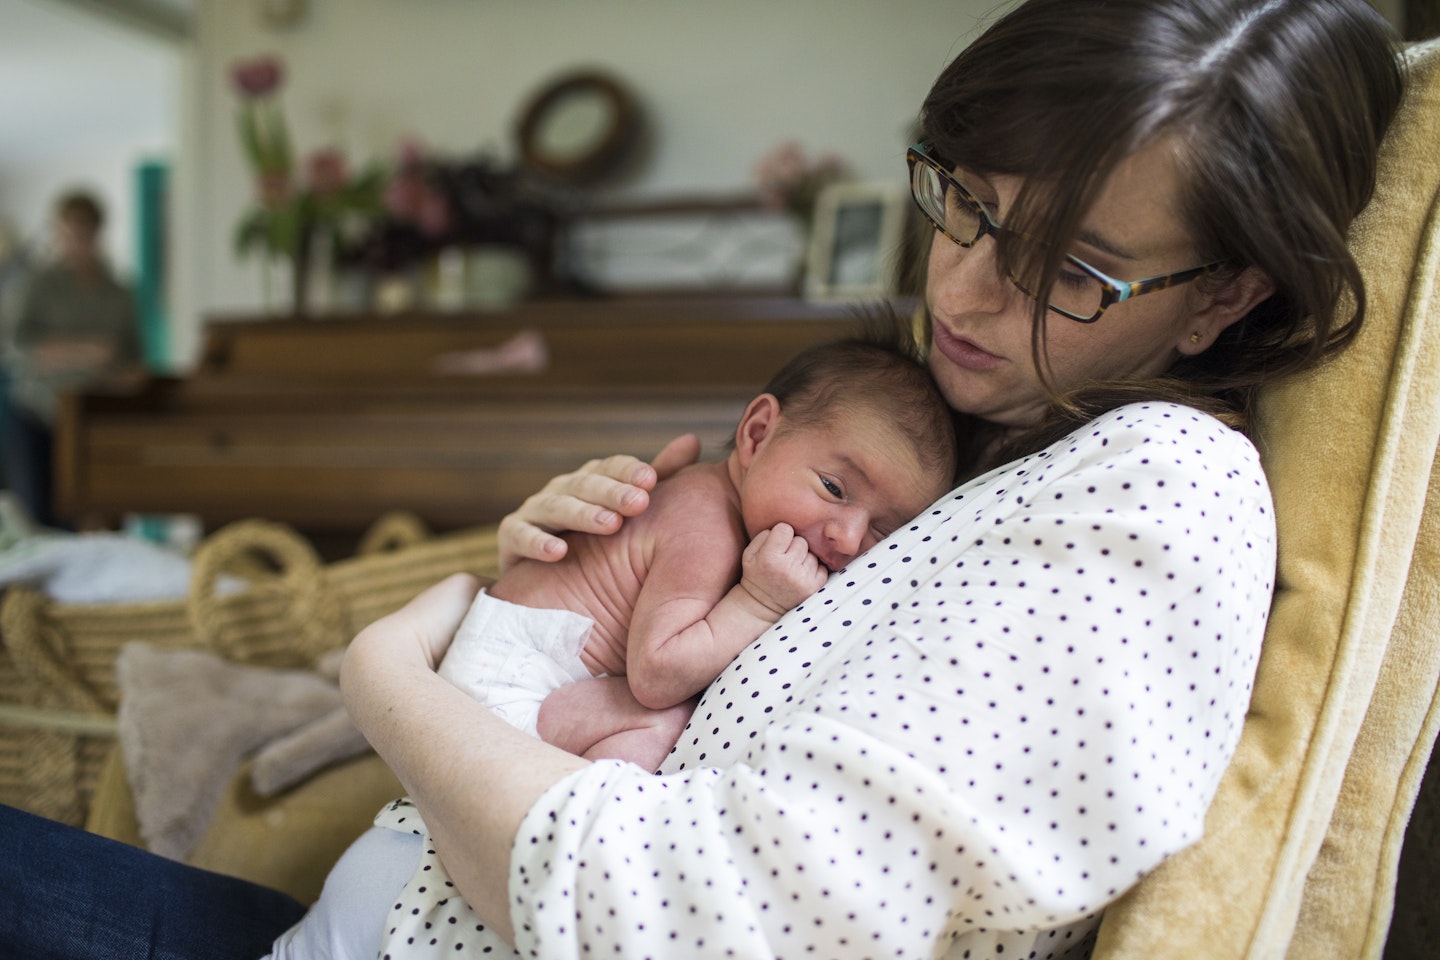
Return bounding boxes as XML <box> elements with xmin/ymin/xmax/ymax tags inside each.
<box><xmin>803</xmin><ymin>181</ymin><xmax>909</xmax><ymax>302</ymax></box>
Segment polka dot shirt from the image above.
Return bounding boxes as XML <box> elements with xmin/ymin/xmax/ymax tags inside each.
<box><xmin>377</xmin><ymin>402</ymin><xmax>1276</xmax><ymax>960</ymax></box>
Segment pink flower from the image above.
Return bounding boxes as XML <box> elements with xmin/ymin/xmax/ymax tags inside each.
<box><xmin>415</xmin><ymin>187</ymin><xmax>451</xmax><ymax>237</ymax></box>
<box><xmin>305</xmin><ymin>148</ymin><xmax>348</xmax><ymax>197</ymax></box>
<box><xmin>383</xmin><ymin>174</ymin><xmax>423</xmax><ymax>220</ymax></box>
<box><xmin>753</xmin><ymin>141</ymin><xmax>809</xmax><ymax>208</ymax></box>
<box><xmin>231</xmin><ymin>55</ymin><xmax>284</xmax><ymax>99</ymax></box>
<box><xmin>382</xmin><ymin>139</ymin><xmax>451</xmax><ymax>235</ymax></box>
<box><xmin>256</xmin><ymin>170</ymin><xmax>293</xmax><ymax>210</ymax></box>
<box><xmin>752</xmin><ymin>142</ymin><xmax>851</xmax><ymax>219</ymax></box>
<box><xmin>384</xmin><ymin>170</ymin><xmax>450</xmax><ymax>236</ymax></box>
<box><xmin>394</xmin><ymin>138</ymin><xmax>428</xmax><ymax>171</ymax></box>
<box><xmin>384</xmin><ymin>141</ymin><xmax>430</xmax><ymax>218</ymax></box>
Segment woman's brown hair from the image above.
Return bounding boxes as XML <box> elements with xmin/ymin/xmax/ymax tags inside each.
<box><xmin>918</xmin><ymin>0</ymin><xmax>1405</xmax><ymax>467</ymax></box>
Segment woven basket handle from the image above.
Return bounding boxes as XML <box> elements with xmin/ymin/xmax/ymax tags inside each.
<box><xmin>357</xmin><ymin>511</ymin><xmax>431</xmax><ymax>555</ymax></box>
<box><xmin>187</xmin><ymin>519</ymin><xmax>345</xmax><ymax>665</ymax></box>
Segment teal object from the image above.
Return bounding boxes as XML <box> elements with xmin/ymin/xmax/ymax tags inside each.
<box><xmin>134</xmin><ymin>160</ymin><xmax>169</xmax><ymax>371</ymax></box>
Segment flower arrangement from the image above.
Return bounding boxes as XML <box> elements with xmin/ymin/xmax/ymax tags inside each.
<box><xmin>341</xmin><ymin>141</ymin><xmax>559</xmax><ymax>289</ymax></box>
<box><xmin>752</xmin><ymin>141</ymin><xmax>851</xmax><ymax>226</ymax></box>
<box><xmin>229</xmin><ymin>55</ymin><xmax>563</xmax><ymax>313</ymax></box>
<box><xmin>383</xmin><ymin>140</ymin><xmax>453</xmax><ymax>239</ymax></box>
<box><xmin>230</xmin><ymin>54</ymin><xmax>384</xmax><ymax>312</ymax></box>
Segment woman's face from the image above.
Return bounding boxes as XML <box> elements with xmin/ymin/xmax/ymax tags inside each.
<box><xmin>924</xmin><ymin>138</ymin><xmax>1211</xmax><ymax>429</ymax></box>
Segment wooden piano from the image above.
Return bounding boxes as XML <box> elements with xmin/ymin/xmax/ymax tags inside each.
<box><xmin>54</xmin><ymin>297</ymin><xmax>874</xmax><ymax>549</ymax></box>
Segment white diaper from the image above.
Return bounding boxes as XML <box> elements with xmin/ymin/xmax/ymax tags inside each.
<box><xmin>436</xmin><ymin>589</ymin><xmax>596</xmax><ymax>736</ymax></box>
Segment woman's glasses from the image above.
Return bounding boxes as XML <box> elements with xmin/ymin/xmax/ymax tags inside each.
<box><xmin>906</xmin><ymin>143</ymin><xmax>1226</xmax><ymax>323</ymax></box>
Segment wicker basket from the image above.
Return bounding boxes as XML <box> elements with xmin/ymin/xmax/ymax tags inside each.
<box><xmin>0</xmin><ymin>514</ymin><xmax>500</xmax><ymax>826</ymax></box>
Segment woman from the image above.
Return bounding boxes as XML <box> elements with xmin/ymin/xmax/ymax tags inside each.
<box><xmin>0</xmin><ymin>1</ymin><xmax>1404</xmax><ymax>958</ymax></box>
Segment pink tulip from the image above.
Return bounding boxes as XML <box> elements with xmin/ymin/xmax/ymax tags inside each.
<box><xmin>305</xmin><ymin>148</ymin><xmax>348</xmax><ymax>197</ymax></box>
<box><xmin>231</xmin><ymin>56</ymin><xmax>284</xmax><ymax>98</ymax></box>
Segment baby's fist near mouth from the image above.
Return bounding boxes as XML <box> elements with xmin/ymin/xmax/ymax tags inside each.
<box><xmin>741</xmin><ymin>523</ymin><xmax>828</xmax><ymax>614</ymax></box>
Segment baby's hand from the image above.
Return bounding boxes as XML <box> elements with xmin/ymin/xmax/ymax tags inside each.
<box><xmin>740</xmin><ymin>523</ymin><xmax>828</xmax><ymax>616</ymax></box>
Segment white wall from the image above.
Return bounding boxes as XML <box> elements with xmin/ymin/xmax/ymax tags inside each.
<box><xmin>0</xmin><ymin>0</ymin><xmax>1410</xmax><ymax>371</ymax></box>
<box><xmin>0</xmin><ymin>0</ymin><xmax>177</xmax><ymax>278</ymax></box>
<box><xmin>177</xmin><ymin>0</ymin><xmax>1409</xmax><ymax>369</ymax></box>
<box><xmin>181</xmin><ymin>0</ymin><xmax>1006</xmax><ymax>361</ymax></box>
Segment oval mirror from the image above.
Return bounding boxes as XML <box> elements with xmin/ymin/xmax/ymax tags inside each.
<box><xmin>516</xmin><ymin>70</ymin><xmax>641</xmax><ymax>185</ymax></box>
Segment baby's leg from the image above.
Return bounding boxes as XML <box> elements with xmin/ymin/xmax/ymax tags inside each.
<box><xmin>537</xmin><ymin>676</ymin><xmax>698</xmax><ymax>773</ymax></box>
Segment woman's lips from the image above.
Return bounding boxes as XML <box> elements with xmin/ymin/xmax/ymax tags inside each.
<box><xmin>931</xmin><ymin>321</ymin><xmax>1004</xmax><ymax>371</ymax></box>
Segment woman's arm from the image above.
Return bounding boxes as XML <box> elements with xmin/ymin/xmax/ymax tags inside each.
<box><xmin>496</xmin><ymin>434</ymin><xmax>700</xmax><ymax>569</ymax></box>
<box><xmin>339</xmin><ymin>573</ymin><xmax>589</xmax><ymax>945</ymax></box>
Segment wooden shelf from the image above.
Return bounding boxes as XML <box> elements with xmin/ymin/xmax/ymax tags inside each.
<box><xmin>57</xmin><ymin>297</ymin><xmax>903</xmax><ymax>541</ymax></box>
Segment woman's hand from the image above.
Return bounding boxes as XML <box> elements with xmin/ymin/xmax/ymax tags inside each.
<box><xmin>341</xmin><ymin>571</ymin><xmax>588</xmax><ymax>945</ymax></box>
<box><xmin>496</xmin><ymin>433</ymin><xmax>701</xmax><ymax>570</ymax></box>
<box><xmin>343</xmin><ymin>572</ymin><xmax>485</xmax><ymax>675</ymax></box>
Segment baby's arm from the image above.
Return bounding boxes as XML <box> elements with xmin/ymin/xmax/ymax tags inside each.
<box><xmin>625</xmin><ymin>521</ymin><xmax>826</xmax><ymax>710</ymax></box>
<box><xmin>536</xmin><ymin>522</ymin><xmax>822</xmax><ymax>768</ymax></box>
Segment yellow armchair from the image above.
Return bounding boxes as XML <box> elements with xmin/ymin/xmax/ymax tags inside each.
<box><xmin>1096</xmin><ymin>36</ymin><xmax>1440</xmax><ymax>960</ymax></box>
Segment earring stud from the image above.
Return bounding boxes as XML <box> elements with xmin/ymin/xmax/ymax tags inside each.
<box><xmin>1189</xmin><ymin>332</ymin><xmax>1202</xmax><ymax>344</ymax></box>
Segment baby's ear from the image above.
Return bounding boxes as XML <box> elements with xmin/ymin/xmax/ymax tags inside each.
<box><xmin>735</xmin><ymin>394</ymin><xmax>781</xmax><ymax>467</ymax></box>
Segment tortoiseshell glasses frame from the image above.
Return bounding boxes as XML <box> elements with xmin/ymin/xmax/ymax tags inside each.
<box><xmin>906</xmin><ymin>142</ymin><xmax>1228</xmax><ymax>323</ymax></box>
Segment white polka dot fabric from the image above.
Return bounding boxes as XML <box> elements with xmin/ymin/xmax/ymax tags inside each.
<box><xmin>379</xmin><ymin>402</ymin><xmax>1276</xmax><ymax>960</ymax></box>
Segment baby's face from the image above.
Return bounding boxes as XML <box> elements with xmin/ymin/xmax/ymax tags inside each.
<box><xmin>739</xmin><ymin>410</ymin><xmax>948</xmax><ymax>572</ymax></box>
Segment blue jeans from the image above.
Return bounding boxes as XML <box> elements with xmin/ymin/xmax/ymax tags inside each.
<box><xmin>0</xmin><ymin>804</ymin><xmax>306</xmax><ymax>959</ymax></box>
<box><xmin>1</xmin><ymin>402</ymin><xmax>56</xmax><ymax>528</ymax></box>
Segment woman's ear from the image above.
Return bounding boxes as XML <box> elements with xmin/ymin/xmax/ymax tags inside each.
<box><xmin>1179</xmin><ymin>266</ymin><xmax>1275</xmax><ymax>354</ymax></box>
<box><xmin>734</xmin><ymin>394</ymin><xmax>781</xmax><ymax>468</ymax></box>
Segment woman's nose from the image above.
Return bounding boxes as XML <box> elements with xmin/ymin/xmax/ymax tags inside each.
<box><xmin>929</xmin><ymin>232</ymin><xmax>1016</xmax><ymax>315</ymax></box>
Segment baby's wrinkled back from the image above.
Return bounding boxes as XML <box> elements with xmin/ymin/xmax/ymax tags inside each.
<box><xmin>487</xmin><ymin>460</ymin><xmax>744</xmax><ymax>678</ymax></box>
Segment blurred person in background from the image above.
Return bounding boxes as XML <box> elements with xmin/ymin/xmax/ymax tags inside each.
<box><xmin>2</xmin><ymin>190</ymin><xmax>145</xmax><ymax>527</ymax></box>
